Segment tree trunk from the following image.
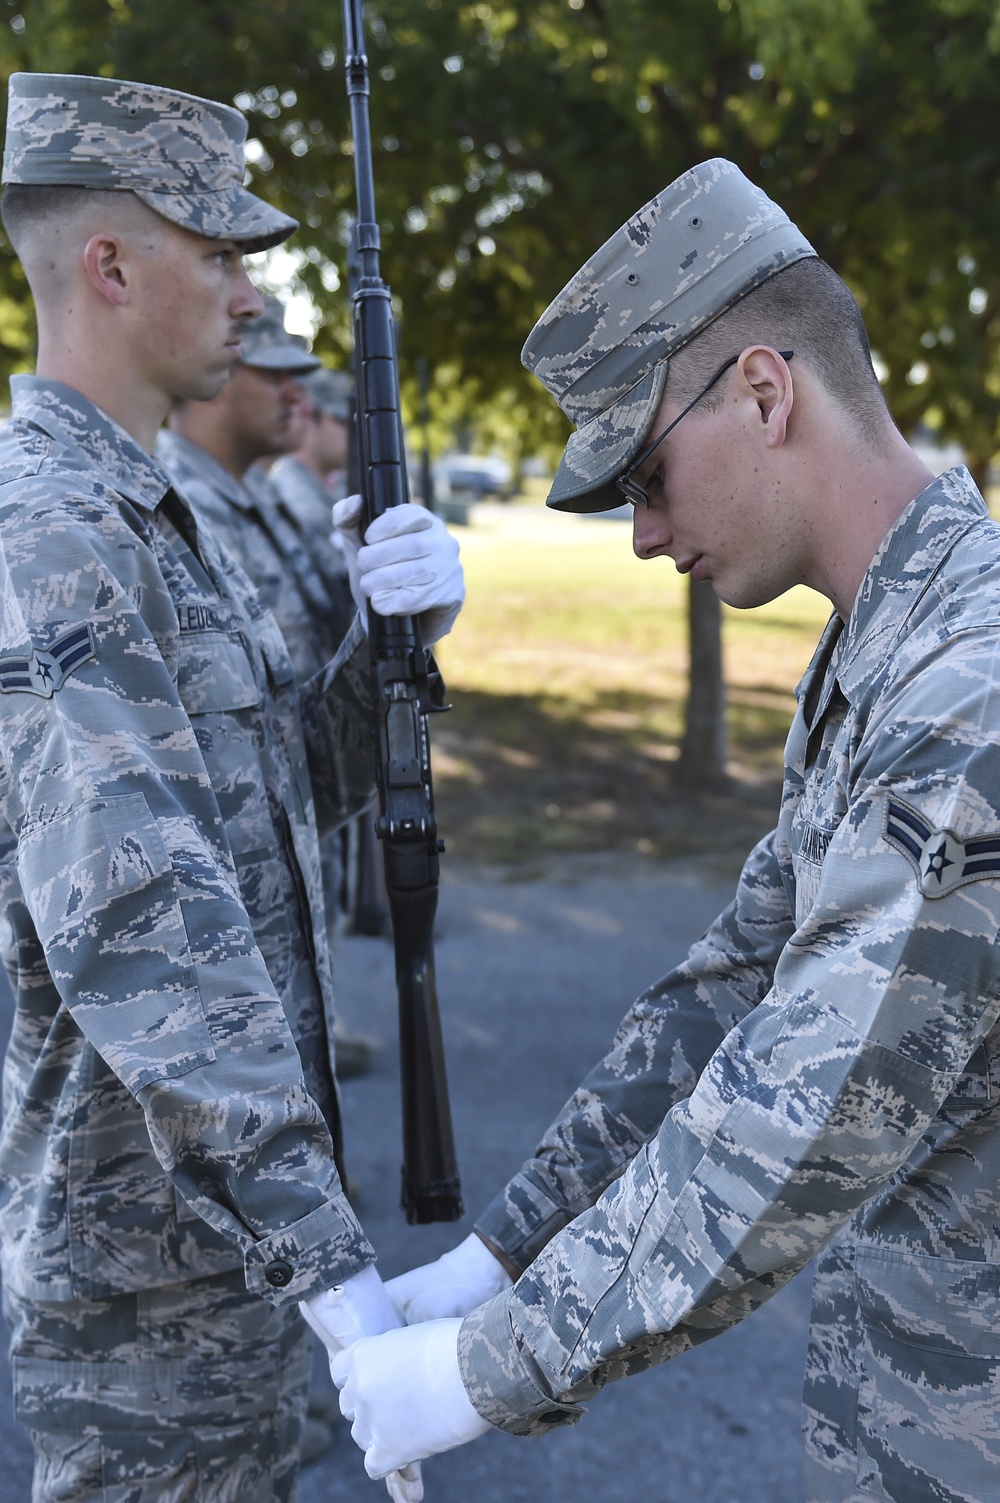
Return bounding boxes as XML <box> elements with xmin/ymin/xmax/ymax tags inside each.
<box><xmin>676</xmin><ymin>577</ymin><xmax>728</xmax><ymax>789</ymax></box>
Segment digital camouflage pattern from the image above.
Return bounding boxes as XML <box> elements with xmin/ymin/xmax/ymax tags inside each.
<box><xmin>269</xmin><ymin>455</ymin><xmax>356</xmax><ymax>645</ymax></box>
<box><xmin>161</xmin><ymin>431</ymin><xmax>358</xmax><ymax>958</ymax></box>
<box><xmin>157</xmin><ymin>429</ymin><xmax>345</xmax><ymax>684</ymax></box>
<box><xmin>0</xmin><ymin>377</ymin><xmax>380</xmax><ymax>1312</ymax></box>
<box><xmin>462</xmin><ymin>468</ymin><xmax>1000</xmax><ymax>1502</ymax></box>
<box><xmin>2</xmin><ymin>72</ymin><xmax>295</xmax><ymax>251</ymax></box>
<box><xmin>521</xmin><ymin>157</ymin><xmax>816</xmax><ymax>514</ymax></box>
<box><xmin>239</xmin><ymin>296</ymin><xmax>321</xmax><ymax>374</ymax></box>
<box><xmin>264</xmin><ymin>454</ymin><xmax>360</xmax><ymax>942</ymax></box>
<box><xmin>5</xmin><ymin>1266</ymin><xmax>311</xmax><ymax>1502</ymax></box>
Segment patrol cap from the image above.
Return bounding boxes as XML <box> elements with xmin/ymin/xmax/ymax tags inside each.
<box><xmin>523</xmin><ymin>158</ymin><xmax>817</xmax><ymax>513</ymax></box>
<box><xmin>3</xmin><ymin>72</ymin><xmax>297</xmax><ymax>253</ymax></box>
<box><xmin>300</xmin><ymin>367</ymin><xmax>353</xmax><ymax>421</ymax></box>
<box><xmin>239</xmin><ymin>297</ymin><xmax>321</xmax><ymax>373</ymax></box>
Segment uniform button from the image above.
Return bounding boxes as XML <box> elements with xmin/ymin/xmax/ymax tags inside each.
<box><xmin>264</xmin><ymin>1258</ymin><xmax>294</xmax><ymax>1288</ymax></box>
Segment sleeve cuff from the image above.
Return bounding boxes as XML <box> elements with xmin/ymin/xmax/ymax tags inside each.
<box><xmin>244</xmin><ymin>1198</ymin><xmax>375</xmax><ymax>1305</ymax></box>
<box><xmin>457</xmin><ymin>1292</ymin><xmax>583</xmax><ymax>1437</ymax></box>
<box><xmin>474</xmin><ymin>1173</ymin><xmax>577</xmax><ymax>1278</ymax></box>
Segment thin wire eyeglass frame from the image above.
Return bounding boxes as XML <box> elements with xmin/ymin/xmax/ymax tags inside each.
<box><xmin>616</xmin><ymin>350</ymin><xmax>794</xmax><ymax>507</ymax></box>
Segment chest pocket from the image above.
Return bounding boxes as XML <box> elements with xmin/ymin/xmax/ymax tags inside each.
<box><xmin>176</xmin><ymin>630</ymin><xmax>260</xmax><ymax>714</ymax></box>
<box><xmin>251</xmin><ymin>609</ymin><xmax>296</xmax><ymax>694</ymax></box>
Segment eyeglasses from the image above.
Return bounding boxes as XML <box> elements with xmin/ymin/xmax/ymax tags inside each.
<box><xmin>616</xmin><ymin>350</ymin><xmax>794</xmax><ymax>507</ymax></box>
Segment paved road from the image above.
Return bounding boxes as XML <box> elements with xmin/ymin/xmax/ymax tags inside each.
<box><xmin>1</xmin><ymin>856</ymin><xmax>813</xmax><ymax>1502</ymax></box>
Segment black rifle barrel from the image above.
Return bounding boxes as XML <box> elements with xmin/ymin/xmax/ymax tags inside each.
<box><xmin>341</xmin><ymin>0</ymin><xmax>463</xmax><ymax>1223</ymax></box>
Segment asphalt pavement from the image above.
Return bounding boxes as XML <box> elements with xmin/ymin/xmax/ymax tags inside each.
<box><xmin>0</xmin><ymin>855</ymin><xmax>813</xmax><ymax>1503</ymax></box>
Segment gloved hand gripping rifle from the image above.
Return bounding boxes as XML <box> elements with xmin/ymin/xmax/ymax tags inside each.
<box><xmin>341</xmin><ymin>0</ymin><xmax>463</xmax><ymax>1224</ymax></box>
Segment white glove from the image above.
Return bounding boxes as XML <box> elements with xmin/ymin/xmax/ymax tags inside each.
<box><xmin>332</xmin><ymin>495</ymin><xmax>465</xmax><ymax>645</ymax></box>
<box><xmin>331</xmin><ymin>494</ymin><xmax>366</xmax><ymax>620</ymax></box>
<box><xmin>386</xmin><ymin>1233</ymin><xmax>513</xmax><ymax>1324</ymax></box>
<box><xmin>330</xmin><ymin>1318</ymin><xmax>490</xmax><ymax>1480</ymax></box>
<box><xmin>301</xmin><ymin>1266</ymin><xmax>423</xmax><ymax>1503</ymax></box>
<box><xmin>300</xmin><ymin>1262</ymin><xmax>402</xmax><ymax>1350</ymax></box>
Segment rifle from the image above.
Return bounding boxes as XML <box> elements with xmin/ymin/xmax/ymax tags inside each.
<box><xmin>345</xmin><ymin>219</ymin><xmax>362</xmax><ymax>499</ymax></box>
<box><xmin>415</xmin><ymin>356</ymin><xmax>436</xmax><ymax>513</ymax></box>
<box><xmin>341</xmin><ymin>0</ymin><xmax>463</xmax><ymax>1224</ymax></box>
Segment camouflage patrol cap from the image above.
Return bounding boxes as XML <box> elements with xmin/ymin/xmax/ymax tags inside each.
<box><xmin>239</xmin><ymin>297</ymin><xmax>321</xmax><ymax>373</ymax></box>
<box><xmin>300</xmin><ymin>367</ymin><xmax>353</xmax><ymax>421</ymax></box>
<box><xmin>523</xmin><ymin>158</ymin><xmax>817</xmax><ymax>513</ymax></box>
<box><xmin>3</xmin><ymin>72</ymin><xmax>296</xmax><ymax>253</ymax></box>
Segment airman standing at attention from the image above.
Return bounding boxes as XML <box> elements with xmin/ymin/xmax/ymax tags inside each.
<box><xmin>157</xmin><ymin>298</ymin><xmax>336</xmax><ymax>683</ymax></box>
<box><xmin>270</xmin><ymin>365</ymin><xmax>389</xmax><ymax>943</ymax></box>
<box><xmin>0</xmin><ymin>70</ymin><xmax>463</xmax><ymax>1503</ymax></box>
<box><xmin>270</xmin><ymin>364</ymin><xmax>356</xmax><ymax>631</ymax></box>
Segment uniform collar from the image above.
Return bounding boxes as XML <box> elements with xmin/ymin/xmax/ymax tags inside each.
<box><xmin>155</xmin><ymin>428</ymin><xmax>254</xmax><ymax>511</ymax></box>
<box><xmin>10</xmin><ymin>375</ymin><xmax>172</xmax><ymax>513</ymax></box>
<box><xmin>837</xmin><ymin>466</ymin><xmax>987</xmax><ymax>703</ymax></box>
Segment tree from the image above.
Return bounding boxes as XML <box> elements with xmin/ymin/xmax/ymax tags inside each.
<box><xmin>3</xmin><ymin>0</ymin><xmax>1000</xmax><ymax>780</ymax></box>
<box><xmin>678</xmin><ymin>581</ymin><xmax>728</xmax><ymax>790</ymax></box>
<box><xmin>5</xmin><ymin>1</ymin><xmax>1000</xmax><ymax>451</ymax></box>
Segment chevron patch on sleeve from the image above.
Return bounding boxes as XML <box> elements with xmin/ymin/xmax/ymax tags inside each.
<box><xmin>0</xmin><ymin>624</ymin><xmax>95</xmax><ymax>698</ymax></box>
<box><xmin>883</xmin><ymin>795</ymin><xmax>1000</xmax><ymax>898</ymax></box>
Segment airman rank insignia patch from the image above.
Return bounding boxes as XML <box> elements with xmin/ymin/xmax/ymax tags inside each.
<box><xmin>883</xmin><ymin>795</ymin><xmax>1000</xmax><ymax>898</ymax></box>
<box><xmin>0</xmin><ymin>625</ymin><xmax>96</xmax><ymax>699</ymax></box>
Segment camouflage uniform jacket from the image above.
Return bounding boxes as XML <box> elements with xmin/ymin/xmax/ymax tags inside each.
<box><xmin>0</xmin><ymin>378</ymin><xmax>379</xmax><ymax>1307</ymax></box>
<box><xmin>269</xmin><ymin>456</ymin><xmax>349</xmax><ymax>600</ymax></box>
<box><xmin>460</xmin><ymin>469</ymin><xmax>1000</xmax><ymax>1475</ymax></box>
<box><xmin>157</xmin><ymin>430</ymin><xmax>342</xmax><ymax>684</ymax></box>
<box><xmin>269</xmin><ymin>456</ymin><xmax>356</xmax><ymax>653</ymax></box>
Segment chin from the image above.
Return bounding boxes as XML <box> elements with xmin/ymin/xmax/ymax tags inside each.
<box><xmin>728</xmin><ymin>581</ymin><xmax>788</xmax><ymax>611</ymax></box>
<box><xmin>707</xmin><ymin>571</ymin><xmax>757</xmax><ymax>610</ymax></box>
<box><xmin>705</xmin><ymin>575</ymin><xmax>737</xmax><ymax>606</ymax></box>
<box><xmin>174</xmin><ymin>367</ymin><xmax>232</xmax><ymax>403</ymax></box>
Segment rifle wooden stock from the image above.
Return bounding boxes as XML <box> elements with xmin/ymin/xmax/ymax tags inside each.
<box><xmin>341</xmin><ymin>0</ymin><xmax>462</xmax><ymax>1224</ymax></box>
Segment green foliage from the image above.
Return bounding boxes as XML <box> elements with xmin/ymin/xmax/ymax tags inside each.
<box><xmin>3</xmin><ymin>0</ymin><xmax>1000</xmax><ymax>468</ymax></box>
<box><xmin>737</xmin><ymin>0</ymin><xmax>874</xmax><ymax>93</ymax></box>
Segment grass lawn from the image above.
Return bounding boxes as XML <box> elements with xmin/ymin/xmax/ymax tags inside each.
<box><xmin>430</xmin><ymin>488</ymin><xmax>832</xmax><ymax>873</ymax></box>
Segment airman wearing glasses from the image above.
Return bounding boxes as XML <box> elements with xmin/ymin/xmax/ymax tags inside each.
<box><xmin>326</xmin><ymin>160</ymin><xmax>1000</xmax><ymax>1503</ymax></box>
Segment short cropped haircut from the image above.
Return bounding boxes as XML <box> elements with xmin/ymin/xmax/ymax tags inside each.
<box><xmin>668</xmin><ymin>258</ymin><xmax>891</xmax><ymax>448</ymax></box>
<box><xmin>1</xmin><ymin>182</ymin><xmax>134</xmax><ymax>252</ymax></box>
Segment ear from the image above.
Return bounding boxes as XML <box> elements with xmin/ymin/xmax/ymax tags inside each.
<box><xmin>738</xmin><ymin>347</ymin><xmax>793</xmax><ymax>449</ymax></box>
<box><xmin>82</xmin><ymin>232</ymin><xmax>130</xmax><ymax>308</ymax></box>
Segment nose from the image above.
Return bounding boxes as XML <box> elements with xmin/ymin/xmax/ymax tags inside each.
<box><xmin>233</xmin><ymin>267</ymin><xmax>264</xmax><ymax>322</ymax></box>
<box><xmin>632</xmin><ymin>503</ymin><xmax>673</xmax><ymax>561</ymax></box>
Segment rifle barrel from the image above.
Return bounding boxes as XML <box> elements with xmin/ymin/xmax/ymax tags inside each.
<box><xmin>340</xmin><ymin>0</ymin><xmax>463</xmax><ymax>1224</ymax></box>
